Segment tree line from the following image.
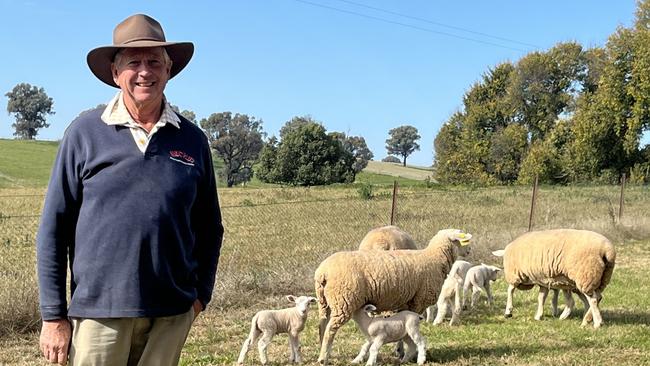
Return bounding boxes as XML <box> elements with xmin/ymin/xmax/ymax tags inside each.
<box><xmin>4</xmin><ymin>84</ymin><xmax>423</xmax><ymax>187</ymax></box>
<box><xmin>434</xmin><ymin>0</ymin><xmax>650</xmax><ymax>185</ymax></box>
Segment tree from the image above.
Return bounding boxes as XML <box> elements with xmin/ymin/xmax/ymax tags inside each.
<box><xmin>5</xmin><ymin>83</ymin><xmax>54</xmax><ymax>139</ymax></box>
<box><xmin>257</xmin><ymin>119</ymin><xmax>354</xmax><ymax>186</ymax></box>
<box><xmin>199</xmin><ymin>112</ymin><xmax>264</xmax><ymax>187</ymax></box>
<box><xmin>386</xmin><ymin>125</ymin><xmax>420</xmax><ymax>166</ymax></box>
<box><xmin>170</xmin><ymin>104</ymin><xmax>197</xmax><ymax>124</ymax></box>
<box><xmin>330</xmin><ymin>132</ymin><xmax>374</xmax><ymax>176</ymax></box>
<box><xmin>486</xmin><ymin>124</ymin><xmax>528</xmax><ymax>183</ymax></box>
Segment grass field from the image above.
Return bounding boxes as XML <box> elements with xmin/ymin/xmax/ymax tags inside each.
<box><xmin>0</xmin><ymin>139</ymin><xmax>59</xmax><ymax>188</ymax></box>
<box><xmin>1</xmin><ymin>140</ymin><xmax>650</xmax><ymax>365</ymax></box>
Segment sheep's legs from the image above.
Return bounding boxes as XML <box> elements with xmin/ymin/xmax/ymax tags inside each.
<box><xmin>485</xmin><ymin>282</ymin><xmax>494</xmax><ymax>307</ymax></box>
<box><xmin>582</xmin><ymin>292</ymin><xmax>603</xmax><ymax>328</ymax></box>
<box><xmin>351</xmin><ymin>340</ymin><xmax>371</xmax><ymax>364</ymax></box>
<box><xmin>288</xmin><ymin>334</ymin><xmax>301</xmax><ymax>363</ymax></box>
<box><xmin>559</xmin><ymin>290</ymin><xmax>575</xmax><ymax>320</ymax></box>
<box><xmin>535</xmin><ymin>287</ymin><xmax>549</xmax><ymax>320</ymax></box>
<box><xmin>504</xmin><ymin>284</ymin><xmax>516</xmax><ymax>318</ymax></box>
<box><xmin>432</xmin><ymin>298</ymin><xmax>449</xmax><ymax>325</ymax></box>
<box><xmin>550</xmin><ymin>289</ymin><xmax>560</xmax><ymax>317</ymax></box>
<box><xmin>257</xmin><ymin>332</ymin><xmax>274</xmax><ymax>365</ymax></box>
<box><xmin>425</xmin><ymin>305</ymin><xmax>436</xmax><ymax>323</ymax></box>
<box><xmin>577</xmin><ymin>291</ymin><xmax>590</xmax><ymax>310</ymax></box>
<box><xmin>237</xmin><ymin>327</ymin><xmax>261</xmax><ymax>365</ymax></box>
<box><xmin>400</xmin><ymin>337</ymin><xmax>417</xmax><ymax>363</ymax></box>
<box><xmin>318</xmin><ymin>316</ymin><xmax>345</xmax><ymax>365</ymax></box>
<box><xmin>405</xmin><ymin>331</ymin><xmax>427</xmax><ymax>365</ymax></box>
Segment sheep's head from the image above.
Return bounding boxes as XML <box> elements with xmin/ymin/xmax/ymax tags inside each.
<box><xmin>443</xmin><ymin>229</ymin><xmax>473</xmax><ymax>256</ymax></box>
<box><xmin>481</xmin><ymin>263</ymin><xmax>502</xmax><ymax>281</ymax></box>
<box><xmin>287</xmin><ymin>295</ymin><xmax>318</xmax><ymax>314</ymax></box>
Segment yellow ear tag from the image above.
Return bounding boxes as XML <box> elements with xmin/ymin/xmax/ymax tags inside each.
<box><xmin>460</xmin><ymin>239</ymin><xmax>471</xmax><ymax>246</ymax></box>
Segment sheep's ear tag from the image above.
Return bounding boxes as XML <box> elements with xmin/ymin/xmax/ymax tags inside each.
<box><xmin>456</xmin><ymin>232</ymin><xmax>471</xmax><ymax>246</ymax></box>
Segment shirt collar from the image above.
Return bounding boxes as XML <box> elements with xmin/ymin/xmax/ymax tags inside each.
<box><xmin>101</xmin><ymin>92</ymin><xmax>181</xmax><ymax>129</ymax></box>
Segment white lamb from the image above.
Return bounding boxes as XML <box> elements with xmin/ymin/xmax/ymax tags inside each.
<box><xmin>462</xmin><ymin>263</ymin><xmax>501</xmax><ymax>309</ymax></box>
<box><xmin>351</xmin><ymin>304</ymin><xmax>427</xmax><ymax>366</ymax></box>
<box><xmin>493</xmin><ymin>229</ymin><xmax>616</xmax><ymax>329</ymax></box>
<box><xmin>237</xmin><ymin>295</ymin><xmax>317</xmax><ymax>365</ymax></box>
<box><xmin>314</xmin><ymin>228</ymin><xmax>473</xmax><ymax>365</ymax></box>
<box><xmin>427</xmin><ymin>260</ymin><xmax>472</xmax><ymax>325</ymax></box>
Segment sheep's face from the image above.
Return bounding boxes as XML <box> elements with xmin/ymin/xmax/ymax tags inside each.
<box><xmin>287</xmin><ymin>295</ymin><xmax>317</xmax><ymax>314</ymax></box>
<box><xmin>482</xmin><ymin>264</ymin><xmax>502</xmax><ymax>281</ymax></box>
<box><xmin>448</xmin><ymin>229</ymin><xmax>472</xmax><ymax>257</ymax></box>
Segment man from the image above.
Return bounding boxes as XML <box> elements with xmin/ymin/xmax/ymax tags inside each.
<box><xmin>37</xmin><ymin>14</ymin><xmax>223</xmax><ymax>365</ymax></box>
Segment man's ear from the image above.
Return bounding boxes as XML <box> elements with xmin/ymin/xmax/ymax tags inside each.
<box><xmin>111</xmin><ymin>63</ymin><xmax>119</xmax><ymax>85</ymax></box>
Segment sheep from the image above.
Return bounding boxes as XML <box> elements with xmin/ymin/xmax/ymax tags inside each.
<box><xmin>314</xmin><ymin>228</ymin><xmax>473</xmax><ymax>365</ymax></box>
<box><xmin>358</xmin><ymin>225</ymin><xmax>418</xmax><ymax>250</ymax></box>
<box><xmin>427</xmin><ymin>260</ymin><xmax>472</xmax><ymax>325</ymax></box>
<box><xmin>351</xmin><ymin>304</ymin><xmax>427</xmax><ymax>366</ymax></box>
<box><xmin>492</xmin><ymin>229</ymin><xmax>616</xmax><ymax>329</ymax></box>
<box><xmin>237</xmin><ymin>295</ymin><xmax>317</xmax><ymax>365</ymax></box>
<box><xmin>462</xmin><ymin>263</ymin><xmax>501</xmax><ymax>310</ymax></box>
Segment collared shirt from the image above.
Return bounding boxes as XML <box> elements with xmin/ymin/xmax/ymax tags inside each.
<box><xmin>101</xmin><ymin>92</ymin><xmax>181</xmax><ymax>153</ymax></box>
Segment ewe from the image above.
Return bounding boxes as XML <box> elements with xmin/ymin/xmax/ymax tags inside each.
<box><xmin>493</xmin><ymin>229</ymin><xmax>615</xmax><ymax>328</ymax></box>
<box><xmin>237</xmin><ymin>295</ymin><xmax>317</xmax><ymax>365</ymax></box>
<box><xmin>315</xmin><ymin>228</ymin><xmax>472</xmax><ymax>365</ymax></box>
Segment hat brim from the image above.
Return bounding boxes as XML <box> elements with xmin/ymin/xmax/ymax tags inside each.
<box><xmin>87</xmin><ymin>41</ymin><xmax>194</xmax><ymax>88</ymax></box>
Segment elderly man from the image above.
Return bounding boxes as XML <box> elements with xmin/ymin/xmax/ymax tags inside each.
<box><xmin>37</xmin><ymin>14</ymin><xmax>223</xmax><ymax>365</ymax></box>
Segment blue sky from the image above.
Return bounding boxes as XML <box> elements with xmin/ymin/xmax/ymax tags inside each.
<box><xmin>0</xmin><ymin>0</ymin><xmax>641</xmax><ymax>166</ymax></box>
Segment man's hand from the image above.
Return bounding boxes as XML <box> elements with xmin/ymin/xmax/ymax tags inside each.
<box><xmin>192</xmin><ymin>299</ymin><xmax>203</xmax><ymax>321</ymax></box>
<box><xmin>40</xmin><ymin>319</ymin><xmax>72</xmax><ymax>365</ymax></box>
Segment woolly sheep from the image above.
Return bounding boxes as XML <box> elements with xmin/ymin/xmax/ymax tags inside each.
<box><xmin>351</xmin><ymin>304</ymin><xmax>427</xmax><ymax>366</ymax></box>
<box><xmin>237</xmin><ymin>295</ymin><xmax>317</xmax><ymax>365</ymax></box>
<box><xmin>462</xmin><ymin>263</ymin><xmax>501</xmax><ymax>309</ymax></box>
<box><xmin>427</xmin><ymin>260</ymin><xmax>473</xmax><ymax>325</ymax></box>
<box><xmin>358</xmin><ymin>225</ymin><xmax>418</xmax><ymax>250</ymax></box>
<box><xmin>493</xmin><ymin>229</ymin><xmax>616</xmax><ymax>329</ymax></box>
<box><xmin>314</xmin><ymin>228</ymin><xmax>473</xmax><ymax>365</ymax></box>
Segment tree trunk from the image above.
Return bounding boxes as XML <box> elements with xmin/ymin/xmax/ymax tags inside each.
<box><xmin>402</xmin><ymin>156</ymin><xmax>407</xmax><ymax>167</ymax></box>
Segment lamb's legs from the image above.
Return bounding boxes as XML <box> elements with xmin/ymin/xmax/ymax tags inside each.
<box><xmin>449</xmin><ymin>286</ymin><xmax>462</xmax><ymax>326</ymax></box>
<box><xmin>559</xmin><ymin>290</ymin><xmax>575</xmax><ymax>320</ymax></box>
<box><xmin>288</xmin><ymin>334</ymin><xmax>301</xmax><ymax>363</ymax></box>
<box><xmin>425</xmin><ymin>305</ymin><xmax>436</xmax><ymax>323</ymax></box>
<box><xmin>485</xmin><ymin>282</ymin><xmax>494</xmax><ymax>307</ymax></box>
<box><xmin>535</xmin><ymin>287</ymin><xmax>549</xmax><ymax>320</ymax></box>
<box><xmin>400</xmin><ymin>337</ymin><xmax>418</xmax><ymax>364</ymax></box>
<box><xmin>237</xmin><ymin>329</ymin><xmax>260</xmax><ymax>365</ymax></box>
<box><xmin>406</xmin><ymin>330</ymin><xmax>427</xmax><ymax>365</ymax></box>
<box><xmin>351</xmin><ymin>340</ymin><xmax>371</xmax><ymax>364</ymax></box>
<box><xmin>504</xmin><ymin>284</ymin><xmax>516</xmax><ymax>318</ymax></box>
<box><xmin>550</xmin><ymin>288</ymin><xmax>560</xmax><ymax>317</ymax></box>
<box><xmin>257</xmin><ymin>332</ymin><xmax>274</xmax><ymax>365</ymax></box>
<box><xmin>366</xmin><ymin>337</ymin><xmax>386</xmax><ymax>366</ymax></box>
<box><xmin>432</xmin><ymin>298</ymin><xmax>449</xmax><ymax>325</ymax></box>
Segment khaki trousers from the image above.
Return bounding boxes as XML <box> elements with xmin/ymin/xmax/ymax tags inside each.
<box><xmin>69</xmin><ymin>307</ymin><xmax>194</xmax><ymax>366</ymax></box>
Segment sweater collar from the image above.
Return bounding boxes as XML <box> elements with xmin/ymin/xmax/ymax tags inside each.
<box><xmin>101</xmin><ymin>92</ymin><xmax>181</xmax><ymax>129</ymax></box>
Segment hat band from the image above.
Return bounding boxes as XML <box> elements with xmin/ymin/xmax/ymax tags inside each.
<box><xmin>120</xmin><ymin>37</ymin><xmax>166</xmax><ymax>45</ymax></box>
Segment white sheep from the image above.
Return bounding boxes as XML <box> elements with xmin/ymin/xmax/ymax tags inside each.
<box><xmin>462</xmin><ymin>263</ymin><xmax>501</xmax><ymax>309</ymax></box>
<box><xmin>492</xmin><ymin>229</ymin><xmax>616</xmax><ymax>329</ymax></box>
<box><xmin>237</xmin><ymin>295</ymin><xmax>317</xmax><ymax>365</ymax></box>
<box><xmin>314</xmin><ymin>228</ymin><xmax>472</xmax><ymax>365</ymax></box>
<box><xmin>427</xmin><ymin>260</ymin><xmax>472</xmax><ymax>325</ymax></box>
<box><xmin>351</xmin><ymin>304</ymin><xmax>427</xmax><ymax>366</ymax></box>
<box><xmin>358</xmin><ymin>225</ymin><xmax>418</xmax><ymax>250</ymax></box>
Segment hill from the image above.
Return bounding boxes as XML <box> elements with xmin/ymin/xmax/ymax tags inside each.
<box><xmin>362</xmin><ymin>160</ymin><xmax>434</xmax><ymax>181</ymax></box>
<box><xmin>0</xmin><ymin>139</ymin><xmax>59</xmax><ymax>188</ymax></box>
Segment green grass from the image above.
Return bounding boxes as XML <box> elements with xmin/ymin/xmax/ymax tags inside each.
<box><xmin>0</xmin><ymin>139</ymin><xmax>59</xmax><ymax>188</ymax></box>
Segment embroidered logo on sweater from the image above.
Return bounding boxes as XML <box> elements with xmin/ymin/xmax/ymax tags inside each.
<box><xmin>169</xmin><ymin>150</ymin><xmax>195</xmax><ymax>166</ymax></box>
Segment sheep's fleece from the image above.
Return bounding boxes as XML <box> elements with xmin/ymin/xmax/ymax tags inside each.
<box><xmin>358</xmin><ymin>225</ymin><xmax>418</xmax><ymax>250</ymax></box>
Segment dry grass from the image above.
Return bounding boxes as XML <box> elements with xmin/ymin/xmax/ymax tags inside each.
<box><xmin>364</xmin><ymin>161</ymin><xmax>434</xmax><ymax>181</ymax></box>
<box><xmin>1</xmin><ymin>184</ymin><xmax>650</xmax><ymax>365</ymax></box>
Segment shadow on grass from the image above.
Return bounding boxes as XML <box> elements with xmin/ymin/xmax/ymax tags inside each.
<box><xmin>602</xmin><ymin>309</ymin><xmax>650</xmax><ymax>326</ymax></box>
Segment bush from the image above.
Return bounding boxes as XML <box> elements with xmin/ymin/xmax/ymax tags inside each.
<box><xmin>382</xmin><ymin>156</ymin><xmax>401</xmax><ymax>163</ymax></box>
<box><xmin>357</xmin><ymin>183</ymin><xmax>374</xmax><ymax>200</ymax></box>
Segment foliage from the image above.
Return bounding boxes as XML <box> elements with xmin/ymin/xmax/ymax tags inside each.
<box><xmin>356</xmin><ymin>182</ymin><xmax>374</xmax><ymax>200</ymax></box>
<box><xmin>256</xmin><ymin>118</ymin><xmax>355</xmax><ymax>186</ymax></box>
<box><xmin>486</xmin><ymin>124</ymin><xmax>528</xmax><ymax>183</ymax></box>
<box><xmin>381</xmin><ymin>155</ymin><xmax>401</xmax><ymax>163</ymax></box>
<box><xmin>330</xmin><ymin>132</ymin><xmax>374</xmax><ymax>175</ymax></box>
<box><xmin>200</xmin><ymin>112</ymin><xmax>265</xmax><ymax>187</ymax></box>
<box><xmin>5</xmin><ymin>83</ymin><xmax>55</xmax><ymax>140</ymax></box>
<box><xmin>171</xmin><ymin>104</ymin><xmax>197</xmax><ymax>124</ymax></box>
<box><xmin>385</xmin><ymin>125</ymin><xmax>420</xmax><ymax>166</ymax></box>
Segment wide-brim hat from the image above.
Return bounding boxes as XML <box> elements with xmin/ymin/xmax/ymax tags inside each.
<box><xmin>87</xmin><ymin>14</ymin><xmax>194</xmax><ymax>88</ymax></box>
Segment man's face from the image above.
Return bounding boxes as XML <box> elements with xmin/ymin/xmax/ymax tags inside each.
<box><xmin>111</xmin><ymin>47</ymin><xmax>171</xmax><ymax>109</ymax></box>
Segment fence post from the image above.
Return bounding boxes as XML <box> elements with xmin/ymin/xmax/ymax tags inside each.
<box><xmin>619</xmin><ymin>173</ymin><xmax>626</xmax><ymax>223</ymax></box>
<box><xmin>528</xmin><ymin>175</ymin><xmax>539</xmax><ymax>231</ymax></box>
<box><xmin>390</xmin><ymin>180</ymin><xmax>399</xmax><ymax>225</ymax></box>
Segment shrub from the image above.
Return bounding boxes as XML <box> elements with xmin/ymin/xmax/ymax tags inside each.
<box><xmin>382</xmin><ymin>156</ymin><xmax>401</xmax><ymax>163</ymax></box>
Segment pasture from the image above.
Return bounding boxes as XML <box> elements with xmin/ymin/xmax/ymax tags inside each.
<box><xmin>1</xmin><ymin>182</ymin><xmax>650</xmax><ymax>364</ymax></box>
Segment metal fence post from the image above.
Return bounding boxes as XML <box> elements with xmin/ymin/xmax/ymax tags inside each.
<box><xmin>390</xmin><ymin>180</ymin><xmax>398</xmax><ymax>225</ymax></box>
<box><xmin>528</xmin><ymin>175</ymin><xmax>539</xmax><ymax>231</ymax></box>
<box><xmin>619</xmin><ymin>173</ymin><xmax>626</xmax><ymax>223</ymax></box>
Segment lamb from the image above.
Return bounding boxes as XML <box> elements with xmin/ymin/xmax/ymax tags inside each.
<box><xmin>237</xmin><ymin>295</ymin><xmax>317</xmax><ymax>365</ymax></box>
<box><xmin>462</xmin><ymin>263</ymin><xmax>501</xmax><ymax>309</ymax></box>
<box><xmin>351</xmin><ymin>304</ymin><xmax>427</xmax><ymax>366</ymax></box>
<box><xmin>427</xmin><ymin>260</ymin><xmax>472</xmax><ymax>325</ymax></box>
<box><xmin>314</xmin><ymin>228</ymin><xmax>472</xmax><ymax>365</ymax></box>
<box><xmin>358</xmin><ymin>225</ymin><xmax>418</xmax><ymax>250</ymax></box>
<box><xmin>492</xmin><ymin>229</ymin><xmax>616</xmax><ymax>329</ymax></box>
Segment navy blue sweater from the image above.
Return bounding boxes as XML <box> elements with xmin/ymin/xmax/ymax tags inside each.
<box><xmin>37</xmin><ymin>109</ymin><xmax>223</xmax><ymax>320</ymax></box>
